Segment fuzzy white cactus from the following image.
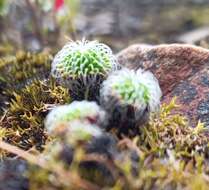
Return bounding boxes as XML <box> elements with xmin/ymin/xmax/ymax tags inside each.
<box><xmin>66</xmin><ymin>120</ymin><xmax>103</xmax><ymax>142</ymax></box>
<box><xmin>100</xmin><ymin>68</ymin><xmax>162</xmax><ymax>133</ymax></box>
<box><xmin>45</xmin><ymin>101</ymin><xmax>106</xmax><ymax>134</ymax></box>
<box><xmin>101</xmin><ymin>68</ymin><xmax>162</xmax><ymax>112</ymax></box>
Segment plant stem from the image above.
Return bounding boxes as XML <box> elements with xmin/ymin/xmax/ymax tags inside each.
<box><xmin>84</xmin><ymin>85</ymin><xmax>90</xmax><ymax>100</ymax></box>
<box><xmin>25</xmin><ymin>0</ymin><xmax>44</xmax><ymax>45</ymax></box>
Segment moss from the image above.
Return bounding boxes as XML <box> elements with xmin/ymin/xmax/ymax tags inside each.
<box><xmin>0</xmin><ymin>43</ymin><xmax>14</xmax><ymax>57</ymax></box>
<box><xmin>0</xmin><ymin>51</ymin><xmax>52</xmax><ymax>115</ymax></box>
<box><xmin>0</xmin><ymin>79</ymin><xmax>70</xmax><ymax>151</ymax></box>
<box><xmin>0</xmin><ymin>51</ymin><xmax>52</xmax><ymax>95</ymax></box>
<box><xmin>28</xmin><ymin>166</ymin><xmax>56</xmax><ymax>190</ymax></box>
<box><xmin>0</xmin><ymin>49</ymin><xmax>208</xmax><ymax>190</ymax></box>
<box><xmin>190</xmin><ymin>7</ymin><xmax>209</xmax><ymax>26</ymax></box>
<box><xmin>114</xmin><ymin>98</ymin><xmax>209</xmax><ymax>189</ymax></box>
<box><xmin>139</xmin><ymin>98</ymin><xmax>208</xmax><ymax>160</ymax></box>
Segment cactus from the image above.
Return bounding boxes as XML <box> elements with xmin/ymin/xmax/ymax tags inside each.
<box><xmin>100</xmin><ymin>68</ymin><xmax>162</xmax><ymax>135</ymax></box>
<box><xmin>45</xmin><ymin>100</ymin><xmax>106</xmax><ymax>134</ymax></box>
<box><xmin>51</xmin><ymin>40</ymin><xmax>118</xmax><ymax>101</ymax></box>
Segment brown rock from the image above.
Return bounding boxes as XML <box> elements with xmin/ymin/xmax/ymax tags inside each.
<box><xmin>164</xmin><ymin>67</ymin><xmax>209</xmax><ymax>126</ymax></box>
<box><xmin>117</xmin><ymin>44</ymin><xmax>209</xmax><ymax>126</ymax></box>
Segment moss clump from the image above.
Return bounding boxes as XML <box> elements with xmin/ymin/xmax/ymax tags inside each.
<box><xmin>116</xmin><ymin>98</ymin><xmax>209</xmax><ymax>189</ymax></box>
<box><xmin>0</xmin><ymin>51</ymin><xmax>52</xmax><ymax>115</ymax></box>
<box><xmin>139</xmin><ymin>98</ymin><xmax>208</xmax><ymax>160</ymax></box>
<box><xmin>0</xmin><ymin>79</ymin><xmax>70</xmax><ymax>151</ymax></box>
<box><xmin>190</xmin><ymin>7</ymin><xmax>209</xmax><ymax>26</ymax></box>
<box><xmin>0</xmin><ymin>51</ymin><xmax>52</xmax><ymax>95</ymax></box>
<box><xmin>0</xmin><ymin>43</ymin><xmax>14</xmax><ymax>57</ymax></box>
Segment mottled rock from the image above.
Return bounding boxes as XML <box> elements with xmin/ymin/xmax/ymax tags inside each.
<box><xmin>117</xmin><ymin>44</ymin><xmax>209</xmax><ymax>126</ymax></box>
<box><xmin>117</xmin><ymin>44</ymin><xmax>209</xmax><ymax>94</ymax></box>
<box><xmin>164</xmin><ymin>67</ymin><xmax>209</xmax><ymax>126</ymax></box>
<box><xmin>0</xmin><ymin>159</ymin><xmax>29</xmax><ymax>190</ymax></box>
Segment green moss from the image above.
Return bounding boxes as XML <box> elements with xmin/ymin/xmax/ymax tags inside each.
<box><xmin>28</xmin><ymin>166</ymin><xmax>55</xmax><ymax>190</ymax></box>
<box><xmin>139</xmin><ymin>98</ymin><xmax>208</xmax><ymax>160</ymax></box>
<box><xmin>0</xmin><ymin>43</ymin><xmax>14</xmax><ymax>57</ymax></box>
<box><xmin>0</xmin><ymin>51</ymin><xmax>52</xmax><ymax>94</ymax></box>
<box><xmin>0</xmin><ymin>51</ymin><xmax>52</xmax><ymax>115</ymax></box>
<box><xmin>190</xmin><ymin>7</ymin><xmax>209</xmax><ymax>26</ymax></box>
<box><xmin>0</xmin><ymin>79</ymin><xmax>70</xmax><ymax>151</ymax></box>
<box><xmin>115</xmin><ymin>98</ymin><xmax>209</xmax><ymax>189</ymax></box>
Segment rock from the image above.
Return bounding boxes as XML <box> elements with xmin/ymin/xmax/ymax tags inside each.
<box><xmin>177</xmin><ymin>27</ymin><xmax>209</xmax><ymax>44</ymax></box>
<box><xmin>117</xmin><ymin>44</ymin><xmax>209</xmax><ymax>126</ymax></box>
<box><xmin>164</xmin><ymin>67</ymin><xmax>209</xmax><ymax>126</ymax></box>
<box><xmin>0</xmin><ymin>159</ymin><xmax>29</xmax><ymax>190</ymax></box>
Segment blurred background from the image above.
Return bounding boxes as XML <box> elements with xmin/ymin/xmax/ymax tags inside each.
<box><xmin>1</xmin><ymin>0</ymin><xmax>209</xmax><ymax>53</ymax></box>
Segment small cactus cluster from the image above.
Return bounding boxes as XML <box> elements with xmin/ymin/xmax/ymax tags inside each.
<box><xmin>48</xmin><ymin>39</ymin><xmax>162</xmax><ymax>137</ymax></box>
<box><xmin>3</xmin><ymin>41</ymin><xmax>209</xmax><ymax>190</ymax></box>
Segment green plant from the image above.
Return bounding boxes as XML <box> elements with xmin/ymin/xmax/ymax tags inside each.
<box><xmin>0</xmin><ymin>51</ymin><xmax>52</xmax><ymax>114</ymax></box>
<box><xmin>0</xmin><ymin>0</ymin><xmax>10</xmax><ymax>16</ymax></box>
<box><xmin>51</xmin><ymin>40</ymin><xmax>118</xmax><ymax>100</ymax></box>
<box><xmin>0</xmin><ymin>79</ymin><xmax>70</xmax><ymax>151</ymax></box>
<box><xmin>100</xmin><ymin>68</ymin><xmax>162</xmax><ymax>135</ymax></box>
<box><xmin>45</xmin><ymin>101</ymin><xmax>106</xmax><ymax>134</ymax></box>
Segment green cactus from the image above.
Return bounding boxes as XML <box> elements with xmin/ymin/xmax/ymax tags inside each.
<box><xmin>51</xmin><ymin>40</ymin><xmax>118</xmax><ymax>101</ymax></box>
<box><xmin>45</xmin><ymin>101</ymin><xmax>106</xmax><ymax>134</ymax></box>
<box><xmin>100</xmin><ymin>68</ymin><xmax>162</xmax><ymax>135</ymax></box>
